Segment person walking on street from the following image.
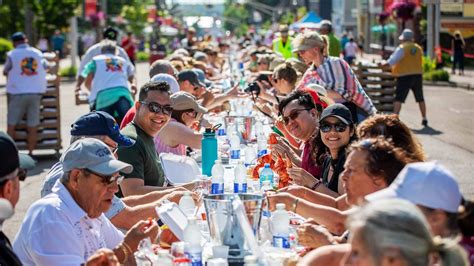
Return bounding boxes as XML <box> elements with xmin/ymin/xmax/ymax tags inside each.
<box><xmin>451</xmin><ymin>31</ymin><xmax>465</xmax><ymax>76</ymax></box>
<box><xmin>344</xmin><ymin>38</ymin><xmax>359</xmax><ymax>65</ymax></box>
<box><xmin>383</xmin><ymin>29</ymin><xmax>427</xmax><ymax>127</ymax></box>
<box><xmin>51</xmin><ymin>29</ymin><xmax>65</xmax><ymax>58</ymax></box>
<box><xmin>121</xmin><ymin>32</ymin><xmax>136</xmax><ymax>65</ymax></box>
<box><xmin>4</xmin><ymin>32</ymin><xmax>48</xmax><ymax>155</ymax></box>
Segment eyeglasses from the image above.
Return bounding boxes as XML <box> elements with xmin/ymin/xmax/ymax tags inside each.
<box><xmin>83</xmin><ymin>168</ymin><xmax>124</xmax><ymax>186</ymax></box>
<box><xmin>18</xmin><ymin>168</ymin><xmax>27</xmax><ymax>181</ymax></box>
<box><xmin>140</xmin><ymin>101</ymin><xmax>173</xmax><ymax>116</ymax></box>
<box><xmin>282</xmin><ymin>108</ymin><xmax>311</xmax><ymax>125</ymax></box>
<box><xmin>320</xmin><ymin>122</ymin><xmax>348</xmax><ymax>133</ymax></box>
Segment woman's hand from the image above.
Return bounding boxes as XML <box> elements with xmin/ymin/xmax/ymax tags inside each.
<box><xmin>266</xmin><ymin>192</ymin><xmax>294</xmax><ymax>212</ymax></box>
<box><xmin>287</xmin><ymin>167</ymin><xmax>319</xmax><ymax>189</ymax></box>
<box><xmin>86</xmin><ymin>249</ymin><xmax>119</xmax><ymax>266</ymax></box>
<box><xmin>297</xmin><ymin>222</ymin><xmax>334</xmax><ymax>249</ymax></box>
<box><xmin>123</xmin><ymin>219</ymin><xmax>159</xmax><ymax>251</ymax></box>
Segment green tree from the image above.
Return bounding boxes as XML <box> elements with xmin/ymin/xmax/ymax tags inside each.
<box><xmin>120</xmin><ymin>1</ymin><xmax>149</xmax><ymax>36</ymax></box>
<box><xmin>0</xmin><ymin>0</ymin><xmax>79</xmax><ymax>40</ymax></box>
<box><xmin>223</xmin><ymin>1</ymin><xmax>249</xmax><ymax>36</ymax></box>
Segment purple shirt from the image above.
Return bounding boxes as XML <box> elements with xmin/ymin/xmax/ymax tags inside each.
<box><xmin>301</xmin><ymin>141</ymin><xmax>322</xmax><ymax>180</ymax></box>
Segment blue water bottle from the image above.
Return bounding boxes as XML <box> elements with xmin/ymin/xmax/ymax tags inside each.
<box><xmin>202</xmin><ymin>127</ymin><xmax>218</xmax><ymax>176</ymax></box>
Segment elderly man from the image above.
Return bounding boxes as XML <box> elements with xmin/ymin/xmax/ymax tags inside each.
<box><xmin>0</xmin><ymin>132</ymin><xmax>35</xmax><ymax>265</ymax></box>
<box><xmin>4</xmin><ymin>32</ymin><xmax>48</xmax><ymax>155</ymax></box>
<box><xmin>41</xmin><ymin>111</ymin><xmax>187</xmax><ymax>230</ymax></box>
<box><xmin>14</xmin><ymin>138</ymin><xmax>157</xmax><ymax>265</ymax></box>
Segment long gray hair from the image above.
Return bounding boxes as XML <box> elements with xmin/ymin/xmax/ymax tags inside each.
<box><xmin>347</xmin><ymin>199</ymin><xmax>468</xmax><ymax>266</ymax></box>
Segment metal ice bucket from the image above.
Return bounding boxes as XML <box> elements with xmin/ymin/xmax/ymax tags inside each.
<box><xmin>203</xmin><ymin>193</ymin><xmax>263</xmax><ymax>263</ymax></box>
<box><xmin>224</xmin><ymin>116</ymin><xmax>255</xmax><ymax>143</ymax></box>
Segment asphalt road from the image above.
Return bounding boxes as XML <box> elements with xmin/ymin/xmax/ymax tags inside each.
<box><xmin>1</xmin><ymin>62</ymin><xmax>473</xmax><ymax>241</ymax></box>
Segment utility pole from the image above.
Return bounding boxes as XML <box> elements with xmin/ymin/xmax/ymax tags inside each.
<box><xmin>70</xmin><ymin>16</ymin><xmax>78</xmax><ymax>69</ymax></box>
<box><xmin>427</xmin><ymin>2</ymin><xmax>434</xmax><ymax>59</ymax></box>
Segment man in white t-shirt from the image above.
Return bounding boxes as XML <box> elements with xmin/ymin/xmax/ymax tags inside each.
<box><xmin>344</xmin><ymin>38</ymin><xmax>358</xmax><ymax>65</ymax></box>
<box><xmin>4</xmin><ymin>32</ymin><xmax>48</xmax><ymax>155</ymax></box>
<box><xmin>14</xmin><ymin>138</ymin><xmax>157</xmax><ymax>265</ymax></box>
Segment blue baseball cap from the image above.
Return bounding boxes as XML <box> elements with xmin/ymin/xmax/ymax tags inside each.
<box><xmin>11</xmin><ymin>32</ymin><xmax>26</xmax><ymax>42</ymax></box>
<box><xmin>70</xmin><ymin>111</ymin><xmax>135</xmax><ymax>147</ymax></box>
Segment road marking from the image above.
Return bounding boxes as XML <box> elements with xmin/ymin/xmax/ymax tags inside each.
<box><xmin>449</xmin><ymin>108</ymin><xmax>474</xmax><ymax>114</ymax></box>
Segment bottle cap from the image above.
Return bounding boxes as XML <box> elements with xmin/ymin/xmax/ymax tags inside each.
<box><xmin>276</xmin><ymin>203</ymin><xmax>286</xmax><ymax>210</ymax></box>
<box><xmin>264</xmin><ymin>163</ymin><xmax>270</xmax><ymax>168</ymax></box>
<box><xmin>157</xmin><ymin>249</ymin><xmax>170</xmax><ymax>256</ymax></box>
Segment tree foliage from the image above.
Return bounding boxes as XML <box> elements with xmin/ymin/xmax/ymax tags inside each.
<box><xmin>0</xmin><ymin>0</ymin><xmax>79</xmax><ymax>40</ymax></box>
<box><xmin>120</xmin><ymin>1</ymin><xmax>150</xmax><ymax>36</ymax></box>
<box><xmin>223</xmin><ymin>0</ymin><xmax>250</xmax><ymax>36</ymax></box>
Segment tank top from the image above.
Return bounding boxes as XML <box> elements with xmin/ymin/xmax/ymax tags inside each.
<box><xmin>154</xmin><ymin>119</ymin><xmax>187</xmax><ymax>156</ymax></box>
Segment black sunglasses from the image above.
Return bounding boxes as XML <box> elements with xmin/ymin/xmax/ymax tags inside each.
<box><xmin>140</xmin><ymin>101</ymin><xmax>173</xmax><ymax>115</ymax></box>
<box><xmin>83</xmin><ymin>168</ymin><xmax>124</xmax><ymax>185</ymax></box>
<box><xmin>320</xmin><ymin>122</ymin><xmax>348</xmax><ymax>133</ymax></box>
<box><xmin>18</xmin><ymin>168</ymin><xmax>27</xmax><ymax>181</ymax></box>
<box><xmin>282</xmin><ymin>108</ymin><xmax>311</xmax><ymax>125</ymax></box>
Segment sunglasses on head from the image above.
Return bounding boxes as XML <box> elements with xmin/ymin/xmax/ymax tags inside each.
<box><xmin>282</xmin><ymin>108</ymin><xmax>311</xmax><ymax>125</ymax></box>
<box><xmin>140</xmin><ymin>101</ymin><xmax>173</xmax><ymax>115</ymax></box>
<box><xmin>320</xmin><ymin>122</ymin><xmax>348</xmax><ymax>133</ymax></box>
<box><xmin>83</xmin><ymin>168</ymin><xmax>124</xmax><ymax>186</ymax></box>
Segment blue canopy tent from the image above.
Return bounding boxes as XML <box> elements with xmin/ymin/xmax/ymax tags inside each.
<box><xmin>290</xmin><ymin>11</ymin><xmax>322</xmax><ymax>31</ymax></box>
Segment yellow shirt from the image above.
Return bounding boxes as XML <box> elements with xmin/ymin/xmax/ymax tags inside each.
<box><xmin>273</xmin><ymin>37</ymin><xmax>295</xmax><ymax>59</ymax></box>
<box><xmin>392</xmin><ymin>42</ymin><xmax>423</xmax><ymax>77</ymax></box>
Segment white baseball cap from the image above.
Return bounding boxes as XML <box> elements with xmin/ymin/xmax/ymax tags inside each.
<box><xmin>365</xmin><ymin>161</ymin><xmax>462</xmax><ymax>213</ymax></box>
<box><xmin>151</xmin><ymin>73</ymin><xmax>180</xmax><ymax>94</ymax></box>
<box><xmin>61</xmin><ymin>138</ymin><xmax>132</xmax><ymax>175</ymax></box>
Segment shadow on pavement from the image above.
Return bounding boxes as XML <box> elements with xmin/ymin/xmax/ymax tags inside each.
<box><xmin>28</xmin><ymin>157</ymin><xmax>57</xmax><ymax>176</ymax></box>
<box><xmin>411</xmin><ymin>126</ymin><xmax>443</xmax><ymax>136</ymax></box>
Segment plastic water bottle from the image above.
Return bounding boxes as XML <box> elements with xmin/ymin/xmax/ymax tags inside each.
<box><xmin>260</xmin><ymin>180</ymin><xmax>273</xmax><ymax>218</ymax></box>
<box><xmin>179</xmin><ymin>191</ymin><xmax>196</xmax><ymax>216</ymax></box>
<box><xmin>257</xmin><ymin>133</ymin><xmax>267</xmax><ymax>157</ymax></box>
<box><xmin>271</xmin><ymin>203</ymin><xmax>290</xmax><ymax>249</ymax></box>
<box><xmin>234</xmin><ymin>160</ymin><xmax>247</xmax><ymax>193</ymax></box>
<box><xmin>259</xmin><ymin>163</ymin><xmax>274</xmax><ymax>187</ymax></box>
<box><xmin>202</xmin><ymin>128</ymin><xmax>217</xmax><ymax>176</ymax></box>
<box><xmin>184</xmin><ymin>217</ymin><xmax>203</xmax><ymax>266</ymax></box>
<box><xmin>229</xmin><ymin>131</ymin><xmax>241</xmax><ymax>165</ymax></box>
<box><xmin>211</xmin><ymin>160</ymin><xmax>224</xmax><ymax>194</ymax></box>
<box><xmin>156</xmin><ymin>249</ymin><xmax>173</xmax><ymax>266</ymax></box>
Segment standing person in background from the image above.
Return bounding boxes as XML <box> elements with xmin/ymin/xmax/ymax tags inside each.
<box><xmin>340</xmin><ymin>33</ymin><xmax>349</xmax><ymax>55</ymax></box>
<box><xmin>319</xmin><ymin>20</ymin><xmax>340</xmax><ymax>57</ymax></box>
<box><xmin>51</xmin><ymin>29</ymin><xmax>65</xmax><ymax>58</ymax></box>
<box><xmin>37</xmin><ymin>37</ymin><xmax>48</xmax><ymax>53</ymax></box>
<box><xmin>4</xmin><ymin>32</ymin><xmax>48</xmax><ymax>156</ymax></box>
<box><xmin>452</xmin><ymin>31</ymin><xmax>465</xmax><ymax>76</ymax></box>
<box><xmin>344</xmin><ymin>38</ymin><xmax>358</xmax><ymax>65</ymax></box>
<box><xmin>121</xmin><ymin>32</ymin><xmax>136</xmax><ymax>66</ymax></box>
<box><xmin>382</xmin><ymin>29</ymin><xmax>427</xmax><ymax>127</ymax></box>
<box><xmin>273</xmin><ymin>25</ymin><xmax>295</xmax><ymax>59</ymax></box>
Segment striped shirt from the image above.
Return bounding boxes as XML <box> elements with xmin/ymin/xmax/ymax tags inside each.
<box><xmin>154</xmin><ymin>119</ymin><xmax>187</xmax><ymax>156</ymax></box>
<box><xmin>296</xmin><ymin>56</ymin><xmax>377</xmax><ymax>115</ymax></box>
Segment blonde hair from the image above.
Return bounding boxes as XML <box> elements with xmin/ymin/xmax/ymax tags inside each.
<box><xmin>348</xmin><ymin>199</ymin><xmax>468</xmax><ymax>266</ymax></box>
<box><xmin>293</xmin><ymin>30</ymin><xmax>328</xmax><ymax>56</ymax></box>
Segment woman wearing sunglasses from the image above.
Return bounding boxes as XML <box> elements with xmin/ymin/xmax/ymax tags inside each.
<box><xmin>154</xmin><ymin>92</ymin><xmax>208</xmax><ymax>156</ymax></box>
<box><xmin>314</xmin><ymin>104</ymin><xmax>356</xmax><ymax>196</ymax></box>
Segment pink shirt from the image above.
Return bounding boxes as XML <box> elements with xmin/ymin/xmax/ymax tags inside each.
<box><xmin>301</xmin><ymin>141</ymin><xmax>322</xmax><ymax>180</ymax></box>
<box><xmin>154</xmin><ymin>119</ymin><xmax>187</xmax><ymax>156</ymax></box>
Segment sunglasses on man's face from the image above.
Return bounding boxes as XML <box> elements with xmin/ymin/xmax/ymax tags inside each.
<box><xmin>282</xmin><ymin>108</ymin><xmax>311</xmax><ymax>125</ymax></box>
<box><xmin>83</xmin><ymin>168</ymin><xmax>124</xmax><ymax>186</ymax></box>
<box><xmin>140</xmin><ymin>101</ymin><xmax>173</xmax><ymax>116</ymax></box>
<box><xmin>320</xmin><ymin>122</ymin><xmax>348</xmax><ymax>133</ymax></box>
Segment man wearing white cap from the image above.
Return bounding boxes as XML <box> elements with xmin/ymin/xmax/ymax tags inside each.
<box><xmin>13</xmin><ymin>138</ymin><xmax>157</xmax><ymax>265</ymax></box>
<box><xmin>383</xmin><ymin>29</ymin><xmax>427</xmax><ymax>127</ymax></box>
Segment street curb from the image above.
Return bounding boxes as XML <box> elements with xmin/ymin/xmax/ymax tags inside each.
<box><xmin>423</xmin><ymin>81</ymin><xmax>473</xmax><ymax>91</ymax></box>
